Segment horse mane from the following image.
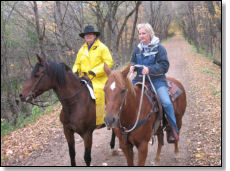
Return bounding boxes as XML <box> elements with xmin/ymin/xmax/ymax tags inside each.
<box><xmin>32</xmin><ymin>59</ymin><xmax>76</xmax><ymax>87</ymax></box>
<box><xmin>126</xmin><ymin>76</ymin><xmax>136</xmax><ymax>97</ymax></box>
<box><xmin>111</xmin><ymin>71</ymin><xmax>136</xmax><ymax>97</ymax></box>
<box><xmin>46</xmin><ymin>60</ymin><xmax>69</xmax><ymax>86</ymax></box>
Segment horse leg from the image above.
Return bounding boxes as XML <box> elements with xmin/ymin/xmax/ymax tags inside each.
<box><xmin>174</xmin><ymin>131</ymin><xmax>180</xmax><ymax>154</ymax></box>
<box><xmin>175</xmin><ymin>118</ymin><xmax>182</xmax><ymax>154</ymax></box>
<box><xmin>110</xmin><ymin>129</ymin><xmax>116</xmax><ymax>149</ymax></box>
<box><xmin>82</xmin><ymin>131</ymin><xmax>93</xmax><ymax>166</ymax></box>
<box><xmin>137</xmin><ymin>141</ymin><xmax>148</xmax><ymax>166</ymax></box>
<box><xmin>63</xmin><ymin>126</ymin><xmax>76</xmax><ymax>166</ymax></box>
<box><xmin>120</xmin><ymin>141</ymin><xmax>134</xmax><ymax>166</ymax></box>
<box><xmin>155</xmin><ymin>133</ymin><xmax>163</xmax><ymax>162</ymax></box>
<box><xmin>110</xmin><ymin>129</ymin><xmax>118</xmax><ymax>155</ymax></box>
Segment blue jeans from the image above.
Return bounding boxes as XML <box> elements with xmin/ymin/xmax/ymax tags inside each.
<box><xmin>156</xmin><ymin>86</ymin><xmax>178</xmax><ymax>133</ymax></box>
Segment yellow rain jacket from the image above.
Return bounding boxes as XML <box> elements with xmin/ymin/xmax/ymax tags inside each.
<box><xmin>72</xmin><ymin>39</ymin><xmax>114</xmax><ymax>125</ymax></box>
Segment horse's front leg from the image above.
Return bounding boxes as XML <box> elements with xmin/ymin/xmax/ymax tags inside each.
<box><xmin>120</xmin><ymin>139</ymin><xmax>134</xmax><ymax>166</ymax></box>
<box><xmin>110</xmin><ymin>129</ymin><xmax>116</xmax><ymax>149</ymax></box>
<box><xmin>82</xmin><ymin>131</ymin><xmax>93</xmax><ymax>166</ymax></box>
<box><xmin>155</xmin><ymin>133</ymin><xmax>163</xmax><ymax>162</ymax></box>
<box><xmin>63</xmin><ymin>126</ymin><xmax>76</xmax><ymax>166</ymax></box>
<box><xmin>137</xmin><ymin>141</ymin><xmax>148</xmax><ymax>166</ymax></box>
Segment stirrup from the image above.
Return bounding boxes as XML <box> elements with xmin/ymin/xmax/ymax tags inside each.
<box><xmin>166</xmin><ymin>126</ymin><xmax>178</xmax><ymax>143</ymax></box>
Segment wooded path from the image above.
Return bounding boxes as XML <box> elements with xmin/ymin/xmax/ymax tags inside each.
<box><xmin>1</xmin><ymin>34</ymin><xmax>221</xmax><ymax>166</ymax></box>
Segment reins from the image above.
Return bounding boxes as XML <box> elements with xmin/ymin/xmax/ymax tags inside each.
<box><xmin>118</xmin><ymin>64</ymin><xmax>159</xmax><ymax>133</ymax></box>
<box><xmin>58</xmin><ymin>74</ymin><xmax>95</xmax><ymax>102</ymax></box>
<box><xmin>26</xmin><ymin>99</ymin><xmax>59</xmax><ymax>108</ymax></box>
<box><xmin>120</xmin><ymin>73</ymin><xmax>146</xmax><ymax>133</ymax></box>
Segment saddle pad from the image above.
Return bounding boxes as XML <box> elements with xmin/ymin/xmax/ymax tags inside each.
<box><xmin>80</xmin><ymin>80</ymin><xmax>96</xmax><ymax>100</ymax></box>
<box><xmin>167</xmin><ymin>80</ymin><xmax>182</xmax><ymax>101</ymax></box>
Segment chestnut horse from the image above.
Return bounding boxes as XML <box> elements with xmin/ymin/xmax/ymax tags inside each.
<box><xmin>19</xmin><ymin>54</ymin><xmax>116</xmax><ymax>166</ymax></box>
<box><xmin>103</xmin><ymin>64</ymin><xmax>186</xmax><ymax>166</ymax></box>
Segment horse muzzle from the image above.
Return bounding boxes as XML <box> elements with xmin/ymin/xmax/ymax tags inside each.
<box><xmin>104</xmin><ymin>113</ymin><xmax>119</xmax><ymax>129</ymax></box>
<box><xmin>19</xmin><ymin>93</ymin><xmax>33</xmax><ymax>102</ymax></box>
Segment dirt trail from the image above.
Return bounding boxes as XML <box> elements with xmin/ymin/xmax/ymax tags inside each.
<box><xmin>2</xmin><ymin>34</ymin><xmax>221</xmax><ymax>166</ymax></box>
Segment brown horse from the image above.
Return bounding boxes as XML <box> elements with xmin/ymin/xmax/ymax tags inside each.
<box><xmin>19</xmin><ymin>54</ymin><xmax>116</xmax><ymax>166</ymax></box>
<box><xmin>103</xmin><ymin>64</ymin><xmax>186</xmax><ymax>166</ymax></box>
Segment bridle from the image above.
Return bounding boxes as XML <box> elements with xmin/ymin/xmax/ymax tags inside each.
<box><xmin>30</xmin><ymin>69</ymin><xmax>46</xmax><ymax>99</ymax></box>
<box><xmin>116</xmin><ymin>88</ymin><xmax>128</xmax><ymax>120</ymax></box>
<box><xmin>115</xmin><ymin>74</ymin><xmax>154</xmax><ymax>133</ymax></box>
<box><xmin>25</xmin><ymin>63</ymin><xmax>49</xmax><ymax>107</ymax></box>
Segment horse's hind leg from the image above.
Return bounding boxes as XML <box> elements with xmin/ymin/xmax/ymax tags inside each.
<box><xmin>82</xmin><ymin>131</ymin><xmax>93</xmax><ymax>166</ymax></box>
<box><xmin>63</xmin><ymin>127</ymin><xmax>76</xmax><ymax>166</ymax></box>
<box><xmin>175</xmin><ymin>117</ymin><xmax>182</xmax><ymax>154</ymax></box>
<box><xmin>174</xmin><ymin>131</ymin><xmax>180</xmax><ymax>154</ymax></box>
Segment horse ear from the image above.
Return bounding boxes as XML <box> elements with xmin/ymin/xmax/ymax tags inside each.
<box><xmin>104</xmin><ymin>63</ymin><xmax>111</xmax><ymax>76</ymax></box>
<box><xmin>122</xmin><ymin>63</ymin><xmax>130</xmax><ymax>78</ymax></box>
<box><xmin>36</xmin><ymin>54</ymin><xmax>45</xmax><ymax>65</ymax></box>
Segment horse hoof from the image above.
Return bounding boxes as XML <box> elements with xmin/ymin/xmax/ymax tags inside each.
<box><xmin>117</xmin><ymin>148</ymin><xmax>123</xmax><ymax>155</ymax></box>
<box><xmin>111</xmin><ymin>149</ymin><xmax>117</xmax><ymax>156</ymax></box>
<box><xmin>151</xmin><ymin>161</ymin><xmax>157</xmax><ymax>166</ymax></box>
<box><xmin>174</xmin><ymin>153</ymin><xmax>181</xmax><ymax>162</ymax></box>
<box><xmin>111</xmin><ymin>148</ymin><xmax>122</xmax><ymax>156</ymax></box>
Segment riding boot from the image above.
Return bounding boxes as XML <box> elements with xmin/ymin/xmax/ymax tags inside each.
<box><xmin>171</xmin><ymin>126</ymin><xmax>179</xmax><ymax>142</ymax></box>
<box><xmin>166</xmin><ymin>126</ymin><xmax>178</xmax><ymax>143</ymax></box>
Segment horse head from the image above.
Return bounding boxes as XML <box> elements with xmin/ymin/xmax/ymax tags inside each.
<box><xmin>104</xmin><ymin>63</ymin><xmax>130</xmax><ymax>129</ymax></box>
<box><xmin>19</xmin><ymin>54</ymin><xmax>67</xmax><ymax>103</ymax></box>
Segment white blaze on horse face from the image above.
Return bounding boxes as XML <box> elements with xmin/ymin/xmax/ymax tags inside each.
<box><xmin>110</xmin><ymin>81</ymin><xmax>116</xmax><ymax>91</ymax></box>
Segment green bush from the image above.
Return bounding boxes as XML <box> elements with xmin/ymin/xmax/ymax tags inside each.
<box><xmin>1</xmin><ymin>105</ymin><xmax>50</xmax><ymax>138</ymax></box>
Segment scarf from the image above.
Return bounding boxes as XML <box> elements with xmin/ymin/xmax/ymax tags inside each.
<box><xmin>137</xmin><ymin>36</ymin><xmax>160</xmax><ymax>57</ymax></box>
<box><xmin>87</xmin><ymin>38</ymin><xmax>97</xmax><ymax>50</ymax></box>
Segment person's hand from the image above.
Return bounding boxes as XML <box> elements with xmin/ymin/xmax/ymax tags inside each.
<box><xmin>142</xmin><ymin>66</ymin><xmax>149</xmax><ymax>75</ymax></box>
<box><xmin>88</xmin><ymin>70</ymin><xmax>96</xmax><ymax>77</ymax></box>
<box><xmin>130</xmin><ymin>66</ymin><xmax>135</xmax><ymax>73</ymax></box>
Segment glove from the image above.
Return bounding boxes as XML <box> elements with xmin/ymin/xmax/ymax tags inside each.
<box><xmin>88</xmin><ymin>70</ymin><xmax>96</xmax><ymax>77</ymax></box>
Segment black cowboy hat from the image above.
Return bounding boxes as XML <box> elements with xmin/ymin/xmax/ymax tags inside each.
<box><xmin>79</xmin><ymin>25</ymin><xmax>100</xmax><ymax>38</ymax></box>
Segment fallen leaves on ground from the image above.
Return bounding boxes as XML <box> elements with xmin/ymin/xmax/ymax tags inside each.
<box><xmin>175</xmin><ymin>39</ymin><xmax>221</xmax><ymax>166</ymax></box>
<box><xmin>1</xmin><ymin>105</ymin><xmax>63</xmax><ymax>166</ymax></box>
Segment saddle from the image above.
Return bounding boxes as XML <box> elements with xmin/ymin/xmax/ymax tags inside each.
<box><xmin>79</xmin><ymin>76</ymin><xmax>96</xmax><ymax>100</ymax></box>
<box><xmin>135</xmin><ymin>80</ymin><xmax>182</xmax><ymax>137</ymax></box>
<box><xmin>135</xmin><ymin>82</ymin><xmax>163</xmax><ymax>136</ymax></box>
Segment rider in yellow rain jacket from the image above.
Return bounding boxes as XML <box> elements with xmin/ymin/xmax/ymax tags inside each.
<box><xmin>72</xmin><ymin>25</ymin><xmax>114</xmax><ymax>125</ymax></box>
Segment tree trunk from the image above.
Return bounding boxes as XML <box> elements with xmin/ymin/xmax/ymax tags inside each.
<box><xmin>115</xmin><ymin>1</ymin><xmax>141</xmax><ymax>53</ymax></box>
<box><xmin>128</xmin><ymin>2</ymin><xmax>140</xmax><ymax>57</ymax></box>
<box><xmin>33</xmin><ymin>1</ymin><xmax>46</xmax><ymax>56</ymax></box>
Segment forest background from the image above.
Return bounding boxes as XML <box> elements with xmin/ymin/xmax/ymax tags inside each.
<box><xmin>1</xmin><ymin>1</ymin><xmax>221</xmax><ymax>138</ymax></box>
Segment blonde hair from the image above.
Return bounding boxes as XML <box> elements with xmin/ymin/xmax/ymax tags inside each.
<box><xmin>137</xmin><ymin>23</ymin><xmax>155</xmax><ymax>39</ymax></box>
